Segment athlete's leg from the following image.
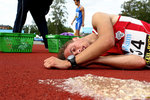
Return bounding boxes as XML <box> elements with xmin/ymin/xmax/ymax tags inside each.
<box><xmin>74</xmin><ymin>30</ymin><xmax>80</xmax><ymax>36</ymax></box>
<box><xmin>75</xmin><ymin>21</ymin><xmax>82</xmax><ymax>36</ymax></box>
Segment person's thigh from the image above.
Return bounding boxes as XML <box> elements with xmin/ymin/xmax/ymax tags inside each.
<box><xmin>75</xmin><ymin>22</ymin><xmax>82</xmax><ymax>31</ymax></box>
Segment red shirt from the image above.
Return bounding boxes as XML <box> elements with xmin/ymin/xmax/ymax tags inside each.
<box><xmin>92</xmin><ymin>16</ymin><xmax>150</xmax><ymax>56</ymax></box>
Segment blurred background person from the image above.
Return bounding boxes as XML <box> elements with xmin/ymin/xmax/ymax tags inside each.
<box><xmin>13</xmin><ymin>0</ymin><xmax>54</xmax><ymax>48</ymax></box>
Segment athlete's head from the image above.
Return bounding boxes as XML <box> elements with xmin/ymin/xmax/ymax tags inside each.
<box><xmin>73</xmin><ymin>0</ymin><xmax>80</xmax><ymax>6</ymax></box>
<box><xmin>58</xmin><ymin>37</ymin><xmax>90</xmax><ymax>60</ymax></box>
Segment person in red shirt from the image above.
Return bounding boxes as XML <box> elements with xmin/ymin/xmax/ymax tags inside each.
<box><xmin>44</xmin><ymin>12</ymin><xmax>150</xmax><ymax>70</ymax></box>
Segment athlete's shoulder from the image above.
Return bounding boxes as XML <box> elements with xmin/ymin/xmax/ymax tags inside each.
<box><xmin>92</xmin><ymin>12</ymin><xmax>112</xmax><ymax>20</ymax></box>
<box><xmin>80</xmin><ymin>5</ymin><xmax>84</xmax><ymax>10</ymax></box>
<box><xmin>92</xmin><ymin>12</ymin><xmax>118</xmax><ymax>28</ymax></box>
<box><xmin>92</xmin><ymin>12</ymin><xmax>115</xmax><ymax>17</ymax></box>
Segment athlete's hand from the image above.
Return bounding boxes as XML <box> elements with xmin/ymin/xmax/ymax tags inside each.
<box><xmin>44</xmin><ymin>56</ymin><xmax>71</xmax><ymax>69</ymax></box>
<box><xmin>82</xmin><ymin>23</ymin><xmax>84</xmax><ymax>27</ymax></box>
<box><xmin>71</xmin><ymin>22</ymin><xmax>73</xmax><ymax>25</ymax></box>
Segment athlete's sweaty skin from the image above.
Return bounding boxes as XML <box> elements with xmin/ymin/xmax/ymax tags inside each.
<box><xmin>44</xmin><ymin>12</ymin><xmax>149</xmax><ymax>70</ymax></box>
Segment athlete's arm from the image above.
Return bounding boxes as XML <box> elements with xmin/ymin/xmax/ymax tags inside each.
<box><xmin>87</xmin><ymin>55</ymin><xmax>146</xmax><ymax>69</ymax></box>
<box><xmin>71</xmin><ymin>16</ymin><xmax>76</xmax><ymax>25</ymax></box>
<box><xmin>71</xmin><ymin>17</ymin><xmax>76</xmax><ymax>25</ymax></box>
<box><xmin>80</xmin><ymin>6</ymin><xmax>85</xmax><ymax>27</ymax></box>
<box><xmin>75</xmin><ymin>12</ymin><xmax>115</xmax><ymax>64</ymax></box>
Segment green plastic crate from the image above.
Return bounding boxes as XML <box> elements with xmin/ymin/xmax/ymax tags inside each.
<box><xmin>46</xmin><ymin>35</ymin><xmax>76</xmax><ymax>53</ymax></box>
<box><xmin>0</xmin><ymin>33</ymin><xmax>35</xmax><ymax>53</ymax></box>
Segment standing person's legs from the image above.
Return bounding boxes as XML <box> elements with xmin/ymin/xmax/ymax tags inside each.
<box><xmin>13</xmin><ymin>0</ymin><xmax>28</xmax><ymax>33</ymax></box>
<box><xmin>30</xmin><ymin>11</ymin><xmax>48</xmax><ymax>48</ymax></box>
<box><xmin>75</xmin><ymin>21</ymin><xmax>82</xmax><ymax>36</ymax></box>
<box><xmin>74</xmin><ymin>30</ymin><xmax>80</xmax><ymax>36</ymax></box>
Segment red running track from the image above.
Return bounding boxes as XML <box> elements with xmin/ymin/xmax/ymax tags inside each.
<box><xmin>0</xmin><ymin>44</ymin><xmax>150</xmax><ymax>100</ymax></box>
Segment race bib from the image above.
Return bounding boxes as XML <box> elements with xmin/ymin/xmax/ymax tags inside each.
<box><xmin>76</xmin><ymin>12</ymin><xmax>79</xmax><ymax>18</ymax></box>
<box><xmin>122</xmin><ymin>29</ymin><xmax>150</xmax><ymax>65</ymax></box>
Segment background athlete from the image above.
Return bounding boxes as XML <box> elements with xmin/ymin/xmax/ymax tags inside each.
<box><xmin>44</xmin><ymin>12</ymin><xmax>150</xmax><ymax>70</ymax></box>
<box><xmin>71</xmin><ymin>0</ymin><xmax>85</xmax><ymax>36</ymax></box>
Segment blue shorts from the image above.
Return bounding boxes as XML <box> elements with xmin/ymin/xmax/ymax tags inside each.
<box><xmin>75</xmin><ymin>21</ymin><xmax>82</xmax><ymax>30</ymax></box>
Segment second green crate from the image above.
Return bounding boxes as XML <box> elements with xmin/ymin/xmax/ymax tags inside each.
<box><xmin>46</xmin><ymin>35</ymin><xmax>76</xmax><ymax>53</ymax></box>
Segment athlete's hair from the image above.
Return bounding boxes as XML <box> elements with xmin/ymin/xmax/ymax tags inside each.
<box><xmin>58</xmin><ymin>40</ymin><xmax>74</xmax><ymax>60</ymax></box>
<box><xmin>74</xmin><ymin>0</ymin><xmax>80</xmax><ymax>2</ymax></box>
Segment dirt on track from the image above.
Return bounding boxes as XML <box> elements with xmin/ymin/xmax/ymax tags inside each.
<box><xmin>0</xmin><ymin>45</ymin><xmax>150</xmax><ymax>100</ymax></box>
